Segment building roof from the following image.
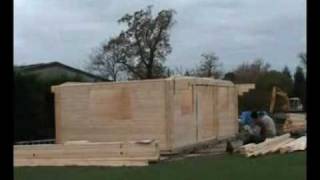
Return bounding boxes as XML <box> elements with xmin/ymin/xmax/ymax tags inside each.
<box><xmin>17</xmin><ymin>61</ymin><xmax>108</xmax><ymax>81</ymax></box>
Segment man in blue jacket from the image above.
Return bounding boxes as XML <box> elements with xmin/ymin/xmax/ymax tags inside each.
<box><xmin>240</xmin><ymin>111</ymin><xmax>272</xmax><ymax>144</ymax></box>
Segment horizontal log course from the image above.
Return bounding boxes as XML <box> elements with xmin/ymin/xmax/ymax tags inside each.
<box><xmin>14</xmin><ymin>140</ymin><xmax>160</xmax><ymax>167</ymax></box>
<box><xmin>282</xmin><ymin>113</ymin><xmax>306</xmax><ymax>133</ymax></box>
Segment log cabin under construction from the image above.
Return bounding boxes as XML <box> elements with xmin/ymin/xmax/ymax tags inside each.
<box><xmin>51</xmin><ymin>76</ymin><xmax>239</xmax><ymax>153</ymax></box>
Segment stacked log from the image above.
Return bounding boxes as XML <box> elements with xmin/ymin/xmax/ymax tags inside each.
<box><xmin>279</xmin><ymin>136</ymin><xmax>306</xmax><ymax>153</ymax></box>
<box><xmin>283</xmin><ymin>113</ymin><xmax>306</xmax><ymax>133</ymax></box>
<box><xmin>239</xmin><ymin>143</ymin><xmax>256</xmax><ymax>155</ymax></box>
<box><xmin>14</xmin><ymin>140</ymin><xmax>160</xmax><ymax>167</ymax></box>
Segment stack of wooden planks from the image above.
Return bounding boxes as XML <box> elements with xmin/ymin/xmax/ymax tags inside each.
<box><xmin>283</xmin><ymin>113</ymin><xmax>306</xmax><ymax>133</ymax></box>
<box><xmin>239</xmin><ymin>134</ymin><xmax>306</xmax><ymax>157</ymax></box>
<box><xmin>279</xmin><ymin>136</ymin><xmax>306</xmax><ymax>153</ymax></box>
<box><xmin>14</xmin><ymin>140</ymin><xmax>160</xmax><ymax>167</ymax></box>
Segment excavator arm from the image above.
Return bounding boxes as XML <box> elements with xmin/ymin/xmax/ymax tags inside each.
<box><xmin>269</xmin><ymin>86</ymin><xmax>289</xmax><ymax>114</ymax></box>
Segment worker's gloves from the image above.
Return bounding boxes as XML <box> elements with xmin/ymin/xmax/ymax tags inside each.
<box><xmin>243</xmin><ymin>125</ymin><xmax>253</xmax><ymax>134</ymax></box>
<box><xmin>243</xmin><ymin>125</ymin><xmax>250</xmax><ymax>131</ymax></box>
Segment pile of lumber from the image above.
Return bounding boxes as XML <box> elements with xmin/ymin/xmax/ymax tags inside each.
<box><xmin>279</xmin><ymin>136</ymin><xmax>306</xmax><ymax>153</ymax></box>
<box><xmin>283</xmin><ymin>113</ymin><xmax>306</xmax><ymax>133</ymax></box>
<box><xmin>239</xmin><ymin>134</ymin><xmax>306</xmax><ymax>157</ymax></box>
<box><xmin>14</xmin><ymin>140</ymin><xmax>160</xmax><ymax>167</ymax></box>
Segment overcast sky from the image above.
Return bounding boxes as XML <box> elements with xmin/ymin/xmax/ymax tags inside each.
<box><xmin>14</xmin><ymin>0</ymin><xmax>306</xmax><ymax>73</ymax></box>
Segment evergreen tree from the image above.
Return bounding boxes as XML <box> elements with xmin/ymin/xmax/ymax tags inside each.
<box><xmin>282</xmin><ymin>66</ymin><xmax>292</xmax><ymax>80</ymax></box>
<box><xmin>223</xmin><ymin>72</ymin><xmax>235</xmax><ymax>82</ymax></box>
<box><xmin>293</xmin><ymin>66</ymin><xmax>306</xmax><ymax>110</ymax></box>
<box><xmin>281</xmin><ymin>66</ymin><xmax>293</xmax><ymax>96</ymax></box>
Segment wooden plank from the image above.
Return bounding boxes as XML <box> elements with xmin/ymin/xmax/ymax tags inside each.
<box><xmin>212</xmin><ymin>86</ymin><xmax>219</xmax><ymax>139</ymax></box>
<box><xmin>236</xmin><ymin>84</ymin><xmax>255</xmax><ymax>96</ymax></box>
<box><xmin>254</xmin><ymin>135</ymin><xmax>290</xmax><ymax>156</ymax></box>
<box><xmin>283</xmin><ymin>113</ymin><xmax>306</xmax><ymax>133</ymax></box>
<box><xmin>164</xmin><ymin>79</ymin><xmax>173</xmax><ymax>151</ymax></box>
<box><xmin>171</xmin><ymin>84</ymin><xmax>197</xmax><ymax>149</ymax></box>
<box><xmin>255</xmin><ymin>137</ymin><xmax>294</xmax><ymax>155</ymax></box>
<box><xmin>239</xmin><ymin>143</ymin><xmax>256</xmax><ymax>155</ymax></box>
<box><xmin>269</xmin><ymin>138</ymin><xmax>295</xmax><ymax>153</ymax></box>
<box><xmin>217</xmin><ymin>87</ymin><xmax>237</xmax><ymax>139</ymax></box>
<box><xmin>240</xmin><ymin>134</ymin><xmax>291</xmax><ymax>157</ymax></box>
<box><xmin>54</xmin><ymin>91</ymin><xmax>62</xmax><ymax>143</ymax></box>
<box><xmin>197</xmin><ymin>86</ymin><xmax>216</xmax><ymax>140</ymax></box>
<box><xmin>239</xmin><ymin>134</ymin><xmax>306</xmax><ymax>157</ymax></box>
<box><xmin>64</xmin><ymin>140</ymin><xmax>89</xmax><ymax>144</ymax></box>
<box><xmin>14</xmin><ymin>141</ymin><xmax>160</xmax><ymax>167</ymax></box>
<box><xmin>15</xmin><ymin>159</ymin><xmax>149</xmax><ymax>167</ymax></box>
<box><xmin>279</xmin><ymin>136</ymin><xmax>306</xmax><ymax>153</ymax></box>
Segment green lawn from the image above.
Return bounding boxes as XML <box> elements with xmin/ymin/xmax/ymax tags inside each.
<box><xmin>14</xmin><ymin>152</ymin><xmax>306</xmax><ymax>180</ymax></box>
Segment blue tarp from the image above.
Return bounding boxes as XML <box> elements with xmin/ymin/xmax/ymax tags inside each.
<box><xmin>239</xmin><ymin>111</ymin><xmax>268</xmax><ymax>125</ymax></box>
<box><xmin>239</xmin><ymin>111</ymin><xmax>253</xmax><ymax>125</ymax></box>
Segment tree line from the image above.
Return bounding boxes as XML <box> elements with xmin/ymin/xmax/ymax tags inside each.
<box><xmin>228</xmin><ymin>58</ymin><xmax>306</xmax><ymax>112</ymax></box>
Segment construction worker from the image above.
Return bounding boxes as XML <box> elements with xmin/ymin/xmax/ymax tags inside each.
<box><xmin>241</xmin><ymin>111</ymin><xmax>276</xmax><ymax>144</ymax></box>
<box><xmin>251</xmin><ymin>111</ymin><xmax>277</xmax><ymax>140</ymax></box>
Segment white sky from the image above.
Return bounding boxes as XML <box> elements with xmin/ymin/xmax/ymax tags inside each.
<box><xmin>14</xmin><ymin>0</ymin><xmax>306</xmax><ymax>73</ymax></box>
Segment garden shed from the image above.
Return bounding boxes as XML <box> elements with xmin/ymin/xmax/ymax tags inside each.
<box><xmin>51</xmin><ymin>76</ymin><xmax>239</xmax><ymax>153</ymax></box>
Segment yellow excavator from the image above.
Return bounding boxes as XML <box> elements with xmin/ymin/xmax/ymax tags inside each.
<box><xmin>269</xmin><ymin>86</ymin><xmax>305</xmax><ymax>134</ymax></box>
<box><xmin>269</xmin><ymin>86</ymin><xmax>303</xmax><ymax>114</ymax></box>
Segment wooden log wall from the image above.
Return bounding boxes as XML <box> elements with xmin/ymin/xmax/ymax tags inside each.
<box><xmin>14</xmin><ymin>141</ymin><xmax>160</xmax><ymax>167</ymax></box>
<box><xmin>52</xmin><ymin>77</ymin><xmax>239</xmax><ymax>153</ymax></box>
<box><xmin>52</xmin><ymin>80</ymin><xmax>169</xmax><ymax>150</ymax></box>
<box><xmin>170</xmin><ymin>78</ymin><xmax>238</xmax><ymax>150</ymax></box>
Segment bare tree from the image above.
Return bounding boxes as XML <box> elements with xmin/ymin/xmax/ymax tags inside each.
<box><xmin>195</xmin><ymin>52</ymin><xmax>223</xmax><ymax>78</ymax></box>
<box><xmin>169</xmin><ymin>66</ymin><xmax>196</xmax><ymax>77</ymax></box>
<box><xmin>88</xmin><ymin>6</ymin><xmax>175</xmax><ymax>80</ymax></box>
<box><xmin>233</xmin><ymin>58</ymin><xmax>270</xmax><ymax>83</ymax></box>
<box><xmin>171</xmin><ymin>66</ymin><xmax>185</xmax><ymax>76</ymax></box>
<box><xmin>87</xmin><ymin>38</ymin><xmax>126</xmax><ymax>81</ymax></box>
<box><xmin>114</xmin><ymin>5</ymin><xmax>176</xmax><ymax>79</ymax></box>
<box><xmin>298</xmin><ymin>52</ymin><xmax>306</xmax><ymax>70</ymax></box>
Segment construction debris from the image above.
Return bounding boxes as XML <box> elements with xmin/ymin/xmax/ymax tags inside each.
<box><xmin>239</xmin><ymin>133</ymin><xmax>306</xmax><ymax>157</ymax></box>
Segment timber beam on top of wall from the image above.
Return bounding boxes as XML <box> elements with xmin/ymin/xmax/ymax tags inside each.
<box><xmin>235</xmin><ymin>84</ymin><xmax>255</xmax><ymax>96</ymax></box>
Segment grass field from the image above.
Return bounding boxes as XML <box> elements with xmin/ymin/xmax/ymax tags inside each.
<box><xmin>14</xmin><ymin>152</ymin><xmax>305</xmax><ymax>180</ymax></box>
